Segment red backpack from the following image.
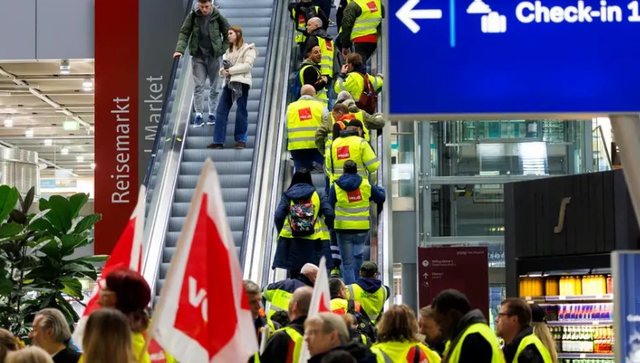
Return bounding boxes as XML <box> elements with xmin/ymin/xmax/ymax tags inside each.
<box><xmin>355</xmin><ymin>72</ymin><xmax>378</xmax><ymax>114</ymax></box>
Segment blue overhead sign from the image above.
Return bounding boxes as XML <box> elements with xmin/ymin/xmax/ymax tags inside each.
<box><xmin>388</xmin><ymin>0</ymin><xmax>640</xmax><ymax>117</ymax></box>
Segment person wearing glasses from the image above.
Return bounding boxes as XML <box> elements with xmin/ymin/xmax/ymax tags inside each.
<box><xmin>495</xmin><ymin>299</ymin><xmax>553</xmax><ymax>363</ymax></box>
<box><xmin>431</xmin><ymin>289</ymin><xmax>505</xmax><ymax>363</ymax></box>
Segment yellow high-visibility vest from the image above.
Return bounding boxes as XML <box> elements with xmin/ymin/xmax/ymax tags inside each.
<box><xmin>351</xmin><ymin>0</ymin><xmax>382</xmax><ymax>40</ymax></box>
<box><xmin>287</xmin><ymin>97</ymin><xmax>324</xmax><ymax>150</ymax></box>
<box><xmin>334</xmin><ymin>177</ymin><xmax>372</xmax><ymax>230</ymax></box>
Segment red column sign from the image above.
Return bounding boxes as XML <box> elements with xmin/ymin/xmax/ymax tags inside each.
<box><xmin>94</xmin><ymin>0</ymin><xmax>139</xmax><ymax>254</ymax></box>
<box><xmin>418</xmin><ymin>246</ymin><xmax>489</xmax><ymax>318</ymax></box>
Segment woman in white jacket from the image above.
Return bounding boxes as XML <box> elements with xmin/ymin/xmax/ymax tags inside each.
<box><xmin>209</xmin><ymin>25</ymin><xmax>257</xmax><ymax>149</ymax></box>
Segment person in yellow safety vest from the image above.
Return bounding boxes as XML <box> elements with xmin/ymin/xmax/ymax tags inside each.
<box><xmin>338</xmin><ymin>0</ymin><xmax>384</xmax><ymax>62</ymax></box>
<box><xmin>431</xmin><ymin>289</ymin><xmax>506</xmax><ymax>363</ymax></box>
<box><xmin>346</xmin><ymin>261</ymin><xmax>390</xmax><ymax>325</ymax></box>
<box><xmin>371</xmin><ymin>305</ymin><xmax>441</xmax><ymax>363</ymax></box>
<box><xmin>330</xmin><ymin>278</ymin><xmax>362</xmax><ymax>316</ymax></box>
<box><xmin>300</xmin><ymin>45</ymin><xmax>329</xmax><ymax>104</ymax></box>
<box><xmin>315</xmin><ymin>92</ymin><xmax>385</xmax><ymax>152</ymax></box>
<box><xmin>418</xmin><ymin>306</ymin><xmax>447</xmax><ymax>357</ymax></box>
<box><xmin>273</xmin><ymin>171</ymin><xmax>334</xmax><ymax>276</ymax></box>
<box><xmin>325</xmin><ymin>119</ymin><xmax>379</xmax><ymax>183</ymax></box>
<box><xmin>245</xmin><ymin>280</ymin><xmax>282</xmax><ymax>363</ymax></box>
<box><xmin>287</xmin><ymin>85</ymin><xmax>330</xmax><ymax>172</ymax></box>
<box><xmin>263</xmin><ymin>263</ymin><xmax>318</xmax><ymax>319</ymax></box>
<box><xmin>305</xmin><ymin>18</ymin><xmax>335</xmax><ymax>80</ymax></box>
<box><xmin>261</xmin><ymin>287</ymin><xmax>313</xmax><ymax>363</ymax></box>
<box><xmin>334</xmin><ymin>53</ymin><xmax>383</xmax><ymax>107</ymax></box>
<box><xmin>496</xmin><ymin>299</ymin><xmax>553</xmax><ymax>363</ymax></box>
<box><xmin>288</xmin><ymin>0</ymin><xmax>328</xmax><ymax>59</ymax></box>
<box><xmin>329</xmin><ymin>160</ymin><xmax>385</xmax><ymax>284</ymax></box>
<box><xmin>305</xmin><ymin>312</ymin><xmax>379</xmax><ymax>363</ymax></box>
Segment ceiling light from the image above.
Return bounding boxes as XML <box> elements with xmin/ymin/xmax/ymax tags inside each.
<box><xmin>90</xmin><ymin>163</ymin><xmax>96</xmax><ymax>170</ymax></box>
<box><xmin>43</xmin><ymin>139</ymin><xmax>53</xmax><ymax>146</ymax></box>
<box><xmin>76</xmin><ymin>156</ymin><xmax>84</xmax><ymax>162</ymax></box>
<box><xmin>25</xmin><ymin>129</ymin><xmax>34</xmax><ymax>138</ymax></box>
<box><xmin>60</xmin><ymin>59</ymin><xmax>71</xmax><ymax>75</ymax></box>
<box><xmin>60</xmin><ymin>147</ymin><xmax>69</xmax><ymax>155</ymax></box>
<box><xmin>82</xmin><ymin>79</ymin><xmax>93</xmax><ymax>90</ymax></box>
<box><xmin>63</xmin><ymin>120</ymin><xmax>79</xmax><ymax>131</ymax></box>
<box><xmin>4</xmin><ymin>118</ymin><xmax>13</xmax><ymax>128</ymax></box>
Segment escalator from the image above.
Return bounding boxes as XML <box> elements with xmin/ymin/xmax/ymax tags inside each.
<box><xmin>142</xmin><ymin>0</ymin><xmax>282</xmax><ymax>298</ymax></box>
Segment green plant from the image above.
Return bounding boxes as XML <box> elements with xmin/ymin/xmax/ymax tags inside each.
<box><xmin>0</xmin><ymin>185</ymin><xmax>106</xmax><ymax>337</ymax></box>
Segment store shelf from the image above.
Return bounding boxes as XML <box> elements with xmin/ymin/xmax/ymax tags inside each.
<box><xmin>557</xmin><ymin>352</ymin><xmax>614</xmax><ymax>359</ymax></box>
<box><xmin>523</xmin><ymin>294</ymin><xmax>613</xmax><ymax>302</ymax></box>
<box><xmin>547</xmin><ymin>320</ymin><xmax>613</xmax><ymax>326</ymax></box>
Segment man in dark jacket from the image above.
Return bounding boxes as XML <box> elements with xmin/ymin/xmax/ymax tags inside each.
<box><xmin>29</xmin><ymin>308</ymin><xmax>80</xmax><ymax>363</ymax></box>
<box><xmin>497</xmin><ymin>298</ymin><xmax>551</xmax><ymax>363</ymax></box>
<box><xmin>263</xmin><ymin>263</ymin><xmax>318</xmax><ymax>318</ymax></box>
<box><xmin>174</xmin><ymin>0</ymin><xmax>229</xmax><ymax>126</ymax></box>
<box><xmin>431</xmin><ymin>289</ymin><xmax>505</xmax><ymax>363</ymax></box>
<box><xmin>305</xmin><ymin>312</ymin><xmax>377</xmax><ymax>363</ymax></box>
<box><xmin>329</xmin><ymin>160</ymin><xmax>385</xmax><ymax>284</ymax></box>
<box><xmin>288</xmin><ymin>0</ymin><xmax>329</xmax><ymax>59</ymax></box>
<box><xmin>346</xmin><ymin>261</ymin><xmax>389</xmax><ymax>325</ymax></box>
<box><xmin>261</xmin><ymin>287</ymin><xmax>313</xmax><ymax>363</ymax></box>
<box><xmin>338</xmin><ymin>0</ymin><xmax>385</xmax><ymax>62</ymax></box>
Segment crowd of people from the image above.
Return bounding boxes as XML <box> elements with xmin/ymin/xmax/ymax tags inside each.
<box><xmin>257</xmin><ymin>263</ymin><xmax>558</xmax><ymax>363</ymax></box>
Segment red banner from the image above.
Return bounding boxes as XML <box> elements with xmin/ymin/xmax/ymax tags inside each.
<box><xmin>418</xmin><ymin>246</ymin><xmax>489</xmax><ymax>318</ymax></box>
<box><xmin>94</xmin><ymin>0</ymin><xmax>139</xmax><ymax>254</ymax></box>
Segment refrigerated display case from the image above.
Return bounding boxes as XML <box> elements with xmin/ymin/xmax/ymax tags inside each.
<box><xmin>519</xmin><ymin>273</ymin><xmax>614</xmax><ymax>363</ymax></box>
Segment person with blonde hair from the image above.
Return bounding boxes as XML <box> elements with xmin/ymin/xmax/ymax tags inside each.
<box><xmin>82</xmin><ymin>309</ymin><xmax>134</xmax><ymax>363</ymax></box>
<box><xmin>0</xmin><ymin>328</ymin><xmax>20</xmax><ymax>362</ymax></box>
<box><xmin>371</xmin><ymin>305</ymin><xmax>440</xmax><ymax>363</ymax></box>
<box><xmin>530</xmin><ymin>304</ymin><xmax>558</xmax><ymax>363</ymax></box>
<box><xmin>5</xmin><ymin>346</ymin><xmax>53</xmax><ymax>363</ymax></box>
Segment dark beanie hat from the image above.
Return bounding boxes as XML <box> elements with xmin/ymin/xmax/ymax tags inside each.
<box><xmin>105</xmin><ymin>267</ymin><xmax>151</xmax><ymax>314</ymax></box>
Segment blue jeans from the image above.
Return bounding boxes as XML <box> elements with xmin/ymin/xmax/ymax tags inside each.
<box><xmin>290</xmin><ymin>149</ymin><xmax>324</xmax><ymax>172</ymax></box>
<box><xmin>213</xmin><ymin>83</ymin><xmax>249</xmax><ymax>144</ymax></box>
<box><xmin>336</xmin><ymin>232</ymin><xmax>368</xmax><ymax>284</ymax></box>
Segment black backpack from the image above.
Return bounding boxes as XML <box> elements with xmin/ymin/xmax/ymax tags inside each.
<box><xmin>347</xmin><ymin>298</ymin><xmax>377</xmax><ymax>344</ymax></box>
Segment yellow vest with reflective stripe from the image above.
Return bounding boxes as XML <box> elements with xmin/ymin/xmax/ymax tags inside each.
<box><xmin>352</xmin><ymin>0</ymin><xmax>382</xmax><ymax>39</ymax></box>
<box><xmin>346</xmin><ymin>283</ymin><xmax>386</xmax><ymax>323</ymax></box>
<box><xmin>299</xmin><ymin>64</ymin><xmax>328</xmax><ymax>102</ymax></box>
<box><xmin>281</xmin><ymin>327</ymin><xmax>304</xmax><ymax>363</ymax></box>
<box><xmin>513</xmin><ymin>333</ymin><xmax>553</xmax><ymax>363</ymax></box>
<box><xmin>263</xmin><ymin>288</ymin><xmax>293</xmax><ymax>318</ymax></box>
<box><xmin>292</xmin><ymin>6</ymin><xmax>320</xmax><ymax>44</ymax></box>
<box><xmin>446</xmin><ymin>323</ymin><xmax>505</xmax><ymax>363</ymax></box>
<box><xmin>372</xmin><ymin>341</ymin><xmax>441</xmax><ymax>363</ymax></box>
<box><xmin>328</xmin><ymin>136</ymin><xmax>377</xmax><ymax>182</ymax></box>
<box><xmin>335</xmin><ymin>177</ymin><xmax>371</xmax><ymax>230</ymax></box>
<box><xmin>316</xmin><ymin>36</ymin><xmax>334</xmax><ymax>77</ymax></box>
<box><xmin>279</xmin><ymin>191</ymin><xmax>329</xmax><ymax>240</ymax></box>
<box><xmin>287</xmin><ymin>98</ymin><xmax>324</xmax><ymax>150</ymax></box>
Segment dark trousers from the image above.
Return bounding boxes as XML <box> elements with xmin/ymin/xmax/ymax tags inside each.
<box><xmin>355</xmin><ymin>42</ymin><xmax>377</xmax><ymax>64</ymax></box>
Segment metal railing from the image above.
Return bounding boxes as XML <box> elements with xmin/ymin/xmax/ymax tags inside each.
<box><xmin>240</xmin><ymin>0</ymin><xmax>292</xmax><ymax>282</ymax></box>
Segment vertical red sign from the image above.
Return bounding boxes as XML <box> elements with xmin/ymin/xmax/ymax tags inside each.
<box><xmin>418</xmin><ymin>246</ymin><xmax>489</xmax><ymax>318</ymax></box>
<box><xmin>95</xmin><ymin>0</ymin><xmax>139</xmax><ymax>254</ymax></box>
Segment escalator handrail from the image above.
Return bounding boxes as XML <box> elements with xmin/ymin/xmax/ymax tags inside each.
<box><xmin>142</xmin><ymin>1</ymin><xmax>195</xmax><ymax>188</ymax></box>
<box><xmin>241</xmin><ymin>0</ymin><xmax>293</xmax><ymax>282</ymax></box>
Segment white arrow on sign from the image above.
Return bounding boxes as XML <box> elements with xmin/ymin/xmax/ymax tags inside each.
<box><xmin>396</xmin><ymin>0</ymin><xmax>443</xmax><ymax>34</ymax></box>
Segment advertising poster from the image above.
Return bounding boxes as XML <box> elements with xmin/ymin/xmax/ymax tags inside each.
<box><xmin>418</xmin><ymin>246</ymin><xmax>489</xmax><ymax>318</ymax></box>
<box><xmin>613</xmin><ymin>251</ymin><xmax>640</xmax><ymax>363</ymax></box>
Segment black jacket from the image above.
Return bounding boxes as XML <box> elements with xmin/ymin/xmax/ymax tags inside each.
<box><xmin>307</xmin><ymin>341</ymin><xmax>378</xmax><ymax>363</ymax></box>
<box><xmin>288</xmin><ymin>2</ymin><xmax>329</xmax><ymax>31</ymax></box>
<box><xmin>502</xmin><ymin>326</ymin><xmax>546</xmax><ymax>363</ymax></box>
<box><xmin>446</xmin><ymin>309</ymin><xmax>494</xmax><ymax>363</ymax></box>
<box><xmin>260</xmin><ymin>316</ymin><xmax>306</xmax><ymax>363</ymax></box>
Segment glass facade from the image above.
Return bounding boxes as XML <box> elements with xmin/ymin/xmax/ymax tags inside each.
<box><xmin>389</xmin><ymin>119</ymin><xmax>609</xmax><ymax>308</ymax></box>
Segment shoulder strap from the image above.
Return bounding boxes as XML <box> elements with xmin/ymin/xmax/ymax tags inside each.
<box><xmin>359</xmin><ymin>72</ymin><xmax>373</xmax><ymax>91</ymax></box>
<box><xmin>379</xmin><ymin>350</ymin><xmax>393</xmax><ymax>363</ymax></box>
<box><xmin>330</xmin><ymin>140</ymin><xmax>335</xmax><ymax>175</ymax></box>
<box><xmin>413</xmin><ymin>345</ymin><xmax>422</xmax><ymax>363</ymax></box>
<box><xmin>347</xmin><ymin>285</ymin><xmax>355</xmax><ymax>302</ymax></box>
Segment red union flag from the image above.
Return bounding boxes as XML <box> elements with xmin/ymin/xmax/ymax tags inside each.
<box><xmin>298</xmin><ymin>257</ymin><xmax>331</xmax><ymax>363</ymax></box>
<box><xmin>72</xmin><ymin>185</ymin><xmax>146</xmax><ymax>343</ymax></box>
<box><xmin>151</xmin><ymin>158</ymin><xmax>258</xmax><ymax>363</ymax></box>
